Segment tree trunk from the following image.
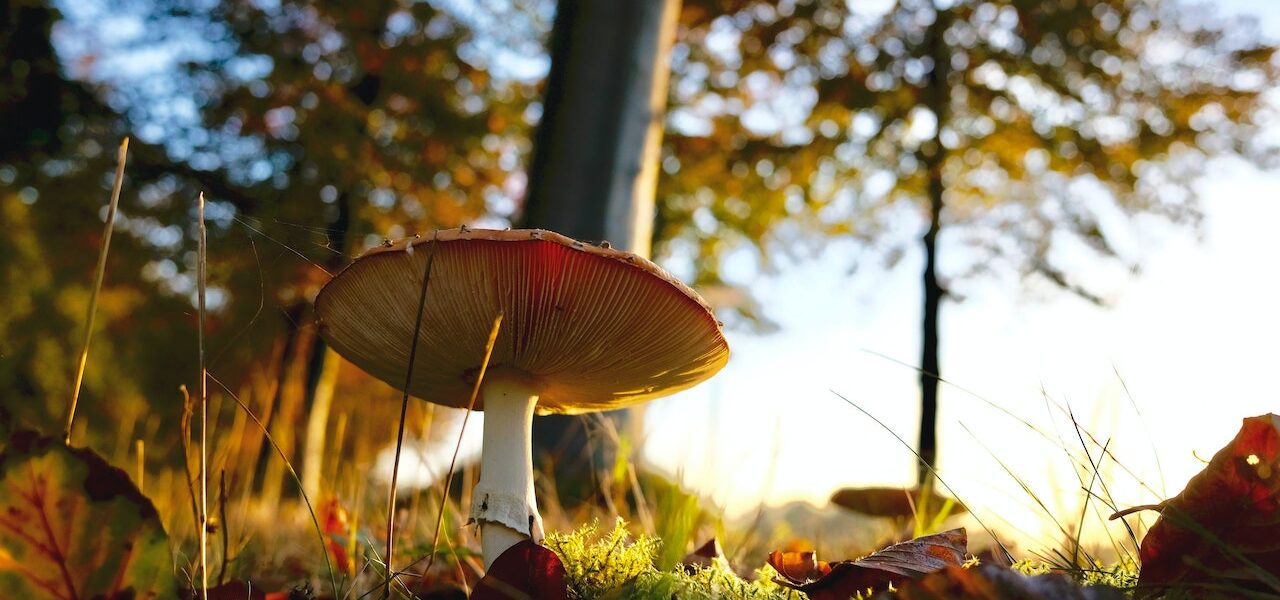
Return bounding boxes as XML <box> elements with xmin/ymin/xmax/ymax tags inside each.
<box><xmin>519</xmin><ymin>0</ymin><xmax>680</xmax><ymax>503</ymax></box>
<box><xmin>301</xmin><ymin>348</ymin><xmax>341</xmax><ymax>499</ymax></box>
<box><xmin>520</xmin><ymin>0</ymin><xmax>679</xmax><ymax>255</ymax></box>
<box><xmin>917</xmin><ymin>7</ymin><xmax>952</xmax><ymax>488</ymax></box>
<box><xmin>300</xmin><ymin>191</ymin><xmax>352</xmax><ymax>500</ymax></box>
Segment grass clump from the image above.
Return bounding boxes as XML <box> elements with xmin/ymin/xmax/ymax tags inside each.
<box><xmin>546</xmin><ymin>519</ymin><xmax>797</xmax><ymax>599</ymax></box>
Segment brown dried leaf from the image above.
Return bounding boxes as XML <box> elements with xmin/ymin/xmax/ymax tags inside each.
<box><xmin>682</xmin><ymin>538</ymin><xmax>725</xmax><ymax>573</ymax></box>
<box><xmin>770</xmin><ymin>528</ymin><xmax>967</xmax><ymax>600</ymax></box>
<box><xmin>872</xmin><ymin>564</ymin><xmax>1127</xmax><ymax>599</ymax></box>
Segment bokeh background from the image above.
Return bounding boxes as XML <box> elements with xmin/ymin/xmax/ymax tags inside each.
<box><xmin>2</xmin><ymin>0</ymin><xmax>1278</xmax><ymax>574</ymax></box>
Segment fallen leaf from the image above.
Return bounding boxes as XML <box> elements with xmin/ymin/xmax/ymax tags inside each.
<box><xmin>471</xmin><ymin>540</ymin><xmax>568</xmax><ymax>600</ymax></box>
<box><xmin>1136</xmin><ymin>413</ymin><xmax>1280</xmax><ymax>597</ymax></box>
<box><xmin>872</xmin><ymin>563</ymin><xmax>1127</xmax><ymax>599</ymax></box>
<box><xmin>682</xmin><ymin>538</ymin><xmax>725</xmax><ymax>573</ymax></box>
<box><xmin>0</xmin><ymin>430</ymin><xmax>177</xmax><ymax>599</ymax></box>
<box><xmin>318</xmin><ymin>498</ymin><xmax>352</xmax><ymax>574</ymax></box>
<box><xmin>770</xmin><ymin>528</ymin><xmax>967</xmax><ymax>600</ymax></box>
<box><xmin>767</xmin><ymin>549</ymin><xmax>831</xmax><ymax>584</ymax></box>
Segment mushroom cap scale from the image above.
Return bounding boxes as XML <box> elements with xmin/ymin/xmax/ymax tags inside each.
<box><xmin>315</xmin><ymin>228</ymin><xmax>730</xmax><ymax>415</ymax></box>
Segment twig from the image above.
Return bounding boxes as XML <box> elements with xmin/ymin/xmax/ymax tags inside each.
<box><xmin>64</xmin><ymin>137</ymin><xmax>128</xmax><ymax>445</ymax></box>
<box><xmin>179</xmin><ymin>385</ymin><xmax>202</xmax><ymax>550</ymax></box>
<box><xmin>385</xmin><ymin>233</ymin><xmax>440</xmax><ymax>599</ymax></box>
<box><xmin>197</xmin><ymin>192</ymin><xmax>210</xmax><ymax>599</ymax></box>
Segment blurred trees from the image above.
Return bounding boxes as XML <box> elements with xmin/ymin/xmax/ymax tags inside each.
<box><xmin>1</xmin><ymin>0</ymin><xmax>1276</xmax><ymax>502</ymax></box>
<box><xmin>659</xmin><ymin>0</ymin><xmax>1277</xmax><ymax>482</ymax></box>
<box><xmin>0</xmin><ymin>0</ymin><xmax>184</xmax><ymax>458</ymax></box>
<box><xmin>0</xmin><ymin>0</ymin><xmax>544</xmax><ymax>497</ymax></box>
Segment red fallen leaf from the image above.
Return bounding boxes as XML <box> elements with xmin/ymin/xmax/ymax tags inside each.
<box><xmin>871</xmin><ymin>564</ymin><xmax>1127</xmax><ymax>599</ymax></box>
<box><xmin>682</xmin><ymin>538</ymin><xmax>725</xmax><ymax>572</ymax></box>
<box><xmin>1136</xmin><ymin>413</ymin><xmax>1280</xmax><ymax>597</ymax></box>
<box><xmin>471</xmin><ymin>540</ymin><xmax>568</xmax><ymax>600</ymax></box>
<box><xmin>318</xmin><ymin>498</ymin><xmax>353</xmax><ymax>573</ymax></box>
<box><xmin>769</xmin><ymin>528</ymin><xmax>967</xmax><ymax>600</ymax></box>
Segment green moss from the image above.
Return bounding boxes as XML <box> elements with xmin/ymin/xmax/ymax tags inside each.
<box><xmin>1010</xmin><ymin>558</ymin><xmax>1139</xmax><ymax>591</ymax></box>
<box><xmin>547</xmin><ymin>521</ymin><xmax>1142</xmax><ymax>599</ymax></box>
<box><xmin>546</xmin><ymin>519</ymin><xmax>799</xmax><ymax>600</ymax></box>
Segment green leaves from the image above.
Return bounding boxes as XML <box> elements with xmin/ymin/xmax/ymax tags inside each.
<box><xmin>0</xmin><ymin>430</ymin><xmax>176</xmax><ymax>600</ymax></box>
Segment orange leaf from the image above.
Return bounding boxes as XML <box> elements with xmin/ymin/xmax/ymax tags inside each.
<box><xmin>318</xmin><ymin>498</ymin><xmax>352</xmax><ymax>574</ymax></box>
<box><xmin>1137</xmin><ymin>413</ymin><xmax>1280</xmax><ymax>597</ymax></box>
<box><xmin>770</xmin><ymin>528</ymin><xmax>967</xmax><ymax>600</ymax></box>
<box><xmin>767</xmin><ymin>549</ymin><xmax>831</xmax><ymax>584</ymax></box>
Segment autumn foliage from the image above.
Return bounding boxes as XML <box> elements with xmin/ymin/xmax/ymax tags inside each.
<box><xmin>1135</xmin><ymin>414</ymin><xmax>1280</xmax><ymax>597</ymax></box>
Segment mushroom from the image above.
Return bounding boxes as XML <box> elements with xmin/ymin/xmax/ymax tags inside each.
<box><xmin>314</xmin><ymin>228</ymin><xmax>729</xmax><ymax>567</ymax></box>
<box><xmin>829</xmin><ymin>486</ymin><xmax>967</xmax><ymax>519</ymax></box>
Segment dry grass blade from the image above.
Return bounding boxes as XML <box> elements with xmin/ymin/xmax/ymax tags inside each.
<box><xmin>197</xmin><ymin>191</ymin><xmax>210</xmax><ymax>599</ymax></box>
<box><xmin>179</xmin><ymin>385</ymin><xmax>202</xmax><ymax>542</ymax></box>
<box><xmin>413</xmin><ymin>312</ymin><xmax>505</xmax><ymax>584</ymax></box>
<box><xmin>830</xmin><ymin>390</ymin><xmax>1014</xmax><ymax>564</ymax></box>
<box><xmin>64</xmin><ymin>136</ymin><xmax>129</xmax><ymax>445</ymax></box>
<box><xmin>385</xmin><ymin>233</ymin><xmax>439</xmax><ymax>599</ymax></box>
<box><xmin>362</xmin><ymin>314</ymin><xmax>505</xmax><ymax>598</ymax></box>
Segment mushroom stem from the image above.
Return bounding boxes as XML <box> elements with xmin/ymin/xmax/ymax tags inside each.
<box><xmin>472</xmin><ymin>374</ymin><xmax>545</xmax><ymax>569</ymax></box>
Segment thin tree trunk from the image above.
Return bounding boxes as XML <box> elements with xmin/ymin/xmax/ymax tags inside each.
<box><xmin>301</xmin><ymin>348</ymin><xmax>341</xmax><ymax>499</ymax></box>
<box><xmin>918</xmin><ymin>7</ymin><xmax>952</xmax><ymax>487</ymax></box>
<box><xmin>300</xmin><ymin>191</ymin><xmax>351</xmax><ymax>500</ymax></box>
<box><xmin>259</xmin><ymin>318</ymin><xmax>316</xmax><ymax>507</ymax></box>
